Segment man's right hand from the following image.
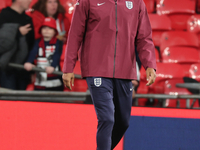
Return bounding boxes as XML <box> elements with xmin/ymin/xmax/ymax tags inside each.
<box><xmin>62</xmin><ymin>73</ymin><xmax>75</xmax><ymax>90</ymax></box>
<box><xmin>19</xmin><ymin>24</ymin><xmax>32</xmax><ymax>36</ymax></box>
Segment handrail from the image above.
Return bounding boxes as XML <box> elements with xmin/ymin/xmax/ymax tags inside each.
<box><xmin>0</xmin><ymin>88</ymin><xmax>89</xmax><ymax>103</ymax></box>
<box><xmin>8</xmin><ymin>63</ymin><xmax>82</xmax><ymax>79</ymax></box>
<box><xmin>1</xmin><ymin>88</ymin><xmax>200</xmax><ymax>108</ymax></box>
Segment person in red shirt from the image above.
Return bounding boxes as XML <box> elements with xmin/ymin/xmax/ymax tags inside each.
<box><xmin>29</xmin><ymin>0</ymin><xmax>70</xmax><ymax>43</ymax></box>
<box><xmin>63</xmin><ymin>0</ymin><xmax>157</xmax><ymax>149</ymax></box>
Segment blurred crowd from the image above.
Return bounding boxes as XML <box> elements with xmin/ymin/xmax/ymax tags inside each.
<box><xmin>0</xmin><ymin>0</ymin><xmax>71</xmax><ymax>91</ymax></box>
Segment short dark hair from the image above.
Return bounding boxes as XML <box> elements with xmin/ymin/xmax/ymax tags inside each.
<box><xmin>12</xmin><ymin>0</ymin><xmax>16</xmax><ymax>2</ymax></box>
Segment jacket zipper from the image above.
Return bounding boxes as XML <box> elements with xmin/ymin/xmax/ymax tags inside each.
<box><xmin>113</xmin><ymin>0</ymin><xmax>118</xmax><ymax>77</ymax></box>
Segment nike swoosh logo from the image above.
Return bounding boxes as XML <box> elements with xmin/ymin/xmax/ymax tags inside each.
<box><xmin>97</xmin><ymin>2</ymin><xmax>105</xmax><ymax>6</ymax></box>
<box><xmin>130</xmin><ymin>87</ymin><xmax>133</xmax><ymax>91</ymax></box>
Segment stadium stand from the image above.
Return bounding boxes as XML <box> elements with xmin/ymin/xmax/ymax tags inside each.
<box><xmin>148</xmin><ymin>63</ymin><xmax>187</xmax><ymax>94</ymax></box>
<box><xmin>162</xmin><ymin>47</ymin><xmax>200</xmax><ymax>64</ymax></box>
<box><xmin>189</xmin><ymin>63</ymin><xmax>200</xmax><ymax>82</ymax></box>
<box><xmin>160</xmin><ymin>31</ymin><xmax>199</xmax><ymax>53</ymax></box>
<box><xmin>143</xmin><ymin>0</ymin><xmax>156</xmax><ymax>13</ymax></box>
<box><xmin>156</xmin><ymin>0</ymin><xmax>196</xmax><ymax>30</ymax></box>
<box><xmin>149</xmin><ymin>14</ymin><xmax>171</xmax><ymax>47</ymax></box>
<box><xmin>163</xmin><ymin>78</ymin><xmax>192</xmax><ymax>108</ymax></box>
<box><xmin>187</xmin><ymin>15</ymin><xmax>200</xmax><ymax>45</ymax></box>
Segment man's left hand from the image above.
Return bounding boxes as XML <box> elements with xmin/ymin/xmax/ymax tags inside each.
<box><xmin>146</xmin><ymin>68</ymin><xmax>156</xmax><ymax>86</ymax></box>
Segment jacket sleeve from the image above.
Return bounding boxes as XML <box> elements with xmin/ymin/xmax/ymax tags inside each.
<box><xmin>63</xmin><ymin>0</ymin><xmax>89</xmax><ymax>73</ymax></box>
<box><xmin>135</xmin><ymin>0</ymin><xmax>156</xmax><ymax>71</ymax></box>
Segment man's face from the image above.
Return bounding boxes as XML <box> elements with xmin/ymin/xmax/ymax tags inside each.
<box><xmin>19</xmin><ymin>0</ymin><xmax>32</xmax><ymax>11</ymax></box>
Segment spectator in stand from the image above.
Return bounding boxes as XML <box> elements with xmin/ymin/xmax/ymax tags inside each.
<box><xmin>30</xmin><ymin>0</ymin><xmax>70</xmax><ymax>43</ymax></box>
<box><xmin>24</xmin><ymin>17</ymin><xmax>63</xmax><ymax>91</ymax></box>
<box><xmin>0</xmin><ymin>0</ymin><xmax>35</xmax><ymax>90</ymax></box>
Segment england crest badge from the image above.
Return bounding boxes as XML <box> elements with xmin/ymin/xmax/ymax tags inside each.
<box><xmin>126</xmin><ymin>1</ymin><xmax>133</xmax><ymax>9</ymax></box>
<box><xmin>94</xmin><ymin>78</ymin><xmax>102</xmax><ymax>87</ymax></box>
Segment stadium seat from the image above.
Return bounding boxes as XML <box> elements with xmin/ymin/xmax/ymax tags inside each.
<box><xmin>156</xmin><ymin>0</ymin><xmax>196</xmax><ymax>30</ymax></box>
<box><xmin>160</xmin><ymin>31</ymin><xmax>199</xmax><ymax>53</ymax></box>
<box><xmin>163</xmin><ymin>79</ymin><xmax>192</xmax><ymax>108</ymax></box>
<box><xmin>148</xmin><ymin>63</ymin><xmax>187</xmax><ymax>94</ymax></box>
<box><xmin>149</xmin><ymin>14</ymin><xmax>171</xmax><ymax>47</ymax></box>
<box><xmin>143</xmin><ymin>0</ymin><xmax>156</xmax><ymax>13</ymax></box>
<box><xmin>187</xmin><ymin>15</ymin><xmax>200</xmax><ymax>33</ymax></box>
<box><xmin>26</xmin><ymin>83</ymin><xmax>34</xmax><ymax>91</ymax></box>
<box><xmin>187</xmin><ymin>15</ymin><xmax>200</xmax><ymax>45</ymax></box>
<box><xmin>136</xmin><ymin>80</ymin><xmax>149</xmax><ymax>106</ymax></box>
<box><xmin>189</xmin><ymin>63</ymin><xmax>200</xmax><ymax>82</ymax></box>
<box><xmin>137</xmin><ymin>80</ymin><xmax>148</xmax><ymax>94</ymax></box>
<box><xmin>162</xmin><ymin>47</ymin><xmax>200</xmax><ymax>64</ymax></box>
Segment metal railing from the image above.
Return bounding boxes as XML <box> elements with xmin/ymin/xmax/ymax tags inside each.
<box><xmin>1</xmin><ymin>87</ymin><xmax>200</xmax><ymax>109</ymax></box>
<box><xmin>8</xmin><ymin>63</ymin><xmax>82</xmax><ymax>79</ymax></box>
<box><xmin>0</xmin><ymin>87</ymin><xmax>89</xmax><ymax>103</ymax></box>
<box><xmin>0</xmin><ymin>63</ymin><xmax>198</xmax><ymax>109</ymax></box>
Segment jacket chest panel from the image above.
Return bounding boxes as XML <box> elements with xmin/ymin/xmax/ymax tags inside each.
<box><xmin>89</xmin><ymin>0</ymin><xmax>139</xmax><ymax>22</ymax></box>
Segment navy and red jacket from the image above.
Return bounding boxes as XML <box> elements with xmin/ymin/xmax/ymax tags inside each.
<box><xmin>63</xmin><ymin>0</ymin><xmax>156</xmax><ymax>80</ymax></box>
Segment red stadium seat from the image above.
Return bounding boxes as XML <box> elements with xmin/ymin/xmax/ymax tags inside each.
<box><xmin>156</xmin><ymin>0</ymin><xmax>196</xmax><ymax>30</ymax></box>
<box><xmin>187</xmin><ymin>15</ymin><xmax>200</xmax><ymax>45</ymax></box>
<box><xmin>137</xmin><ymin>80</ymin><xmax>148</xmax><ymax>94</ymax></box>
<box><xmin>157</xmin><ymin>0</ymin><xmax>196</xmax><ymax>14</ymax></box>
<box><xmin>149</xmin><ymin>14</ymin><xmax>171</xmax><ymax>47</ymax></box>
<box><xmin>160</xmin><ymin>31</ymin><xmax>199</xmax><ymax>53</ymax></box>
<box><xmin>187</xmin><ymin>15</ymin><xmax>200</xmax><ymax>34</ymax></box>
<box><xmin>148</xmin><ymin>63</ymin><xmax>187</xmax><ymax>94</ymax></box>
<box><xmin>26</xmin><ymin>83</ymin><xmax>34</xmax><ymax>91</ymax></box>
<box><xmin>163</xmin><ymin>79</ymin><xmax>192</xmax><ymax>108</ymax></box>
<box><xmin>189</xmin><ymin>63</ymin><xmax>200</xmax><ymax>82</ymax></box>
<box><xmin>137</xmin><ymin>80</ymin><xmax>149</xmax><ymax>107</ymax></box>
<box><xmin>143</xmin><ymin>0</ymin><xmax>156</xmax><ymax>13</ymax></box>
<box><xmin>162</xmin><ymin>47</ymin><xmax>200</xmax><ymax>64</ymax></box>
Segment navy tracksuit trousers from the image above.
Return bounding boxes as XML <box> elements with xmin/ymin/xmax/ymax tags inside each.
<box><xmin>86</xmin><ymin>77</ymin><xmax>133</xmax><ymax>150</ymax></box>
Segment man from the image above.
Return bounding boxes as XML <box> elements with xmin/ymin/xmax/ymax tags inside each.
<box><xmin>63</xmin><ymin>0</ymin><xmax>156</xmax><ymax>149</ymax></box>
<box><xmin>0</xmin><ymin>0</ymin><xmax>35</xmax><ymax>90</ymax></box>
